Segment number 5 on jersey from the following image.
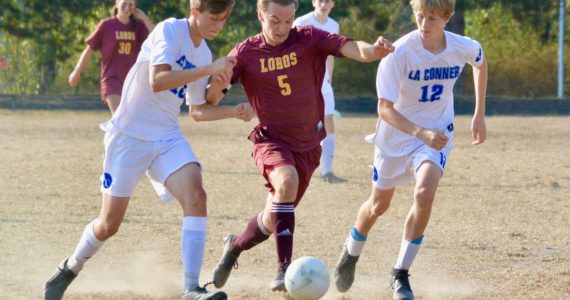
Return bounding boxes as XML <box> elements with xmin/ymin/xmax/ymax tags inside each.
<box><xmin>278</xmin><ymin>75</ymin><xmax>291</xmax><ymax>96</ymax></box>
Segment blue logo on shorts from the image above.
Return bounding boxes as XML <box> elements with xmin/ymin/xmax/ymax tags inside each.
<box><xmin>103</xmin><ymin>173</ymin><xmax>113</xmax><ymax>189</ymax></box>
<box><xmin>475</xmin><ymin>48</ymin><xmax>482</xmax><ymax>62</ymax></box>
<box><xmin>373</xmin><ymin>166</ymin><xmax>379</xmax><ymax>182</ymax></box>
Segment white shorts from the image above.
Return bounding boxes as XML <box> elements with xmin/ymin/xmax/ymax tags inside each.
<box><xmin>101</xmin><ymin>130</ymin><xmax>199</xmax><ymax>202</ymax></box>
<box><xmin>372</xmin><ymin>138</ymin><xmax>453</xmax><ymax>190</ymax></box>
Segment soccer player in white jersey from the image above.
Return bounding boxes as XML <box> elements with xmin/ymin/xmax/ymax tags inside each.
<box><xmin>293</xmin><ymin>0</ymin><xmax>346</xmax><ymax>183</ymax></box>
<box><xmin>44</xmin><ymin>1</ymin><xmax>253</xmax><ymax>300</ymax></box>
<box><xmin>334</xmin><ymin>0</ymin><xmax>487</xmax><ymax>299</ymax></box>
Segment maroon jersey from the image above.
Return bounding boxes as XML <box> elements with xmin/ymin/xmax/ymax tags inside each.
<box><xmin>230</xmin><ymin>26</ymin><xmax>351</xmax><ymax>152</ymax></box>
<box><xmin>86</xmin><ymin>17</ymin><xmax>149</xmax><ymax>85</ymax></box>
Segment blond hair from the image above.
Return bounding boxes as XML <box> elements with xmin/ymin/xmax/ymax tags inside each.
<box><xmin>257</xmin><ymin>0</ymin><xmax>299</xmax><ymax>12</ymax></box>
<box><xmin>409</xmin><ymin>0</ymin><xmax>455</xmax><ymax>19</ymax></box>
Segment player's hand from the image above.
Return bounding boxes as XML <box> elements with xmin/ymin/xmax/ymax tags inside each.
<box><xmin>209</xmin><ymin>56</ymin><xmax>236</xmax><ymax>76</ymax></box>
<box><xmin>69</xmin><ymin>70</ymin><xmax>81</xmax><ymax>87</ymax></box>
<box><xmin>372</xmin><ymin>36</ymin><xmax>395</xmax><ymax>59</ymax></box>
<box><xmin>132</xmin><ymin>8</ymin><xmax>148</xmax><ymax>20</ymax></box>
<box><xmin>210</xmin><ymin>69</ymin><xmax>232</xmax><ymax>90</ymax></box>
<box><xmin>471</xmin><ymin>115</ymin><xmax>486</xmax><ymax>145</ymax></box>
<box><xmin>234</xmin><ymin>103</ymin><xmax>254</xmax><ymax>122</ymax></box>
<box><xmin>418</xmin><ymin>128</ymin><xmax>448</xmax><ymax>150</ymax></box>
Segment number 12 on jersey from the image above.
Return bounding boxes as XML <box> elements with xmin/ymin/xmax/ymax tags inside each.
<box><xmin>419</xmin><ymin>84</ymin><xmax>444</xmax><ymax>102</ymax></box>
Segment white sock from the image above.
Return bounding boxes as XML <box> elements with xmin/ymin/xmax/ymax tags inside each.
<box><xmin>345</xmin><ymin>226</ymin><xmax>367</xmax><ymax>256</ymax></box>
<box><xmin>320</xmin><ymin>133</ymin><xmax>336</xmax><ymax>175</ymax></box>
<box><xmin>182</xmin><ymin>216</ymin><xmax>207</xmax><ymax>292</ymax></box>
<box><xmin>67</xmin><ymin>219</ymin><xmax>104</xmax><ymax>274</ymax></box>
<box><xmin>394</xmin><ymin>236</ymin><xmax>424</xmax><ymax>270</ymax></box>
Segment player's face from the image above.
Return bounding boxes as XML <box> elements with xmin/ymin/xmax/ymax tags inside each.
<box><xmin>116</xmin><ymin>0</ymin><xmax>136</xmax><ymax>17</ymax></box>
<box><xmin>258</xmin><ymin>3</ymin><xmax>296</xmax><ymax>47</ymax></box>
<box><xmin>414</xmin><ymin>9</ymin><xmax>450</xmax><ymax>41</ymax></box>
<box><xmin>312</xmin><ymin>0</ymin><xmax>334</xmax><ymax>16</ymax></box>
<box><xmin>193</xmin><ymin>8</ymin><xmax>232</xmax><ymax>40</ymax></box>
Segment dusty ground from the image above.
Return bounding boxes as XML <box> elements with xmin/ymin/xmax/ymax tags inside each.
<box><xmin>0</xmin><ymin>110</ymin><xmax>568</xmax><ymax>299</ymax></box>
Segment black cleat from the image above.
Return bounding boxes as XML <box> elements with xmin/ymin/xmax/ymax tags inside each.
<box><xmin>44</xmin><ymin>258</ymin><xmax>77</xmax><ymax>300</ymax></box>
<box><xmin>182</xmin><ymin>282</ymin><xmax>227</xmax><ymax>300</ymax></box>
<box><xmin>334</xmin><ymin>246</ymin><xmax>359</xmax><ymax>292</ymax></box>
<box><xmin>390</xmin><ymin>268</ymin><xmax>414</xmax><ymax>300</ymax></box>
<box><xmin>321</xmin><ymin>172</ymin><xmax>347</xmax><ymax>183</ymax></box>
<box><xmin>270</xmin><ymin>261</ymin><xmax>290</xmax><ymax>292</ymax></box>
<box><xmin>212</xmin><ymin>234</ymin><xmax>239</xmax><ymax>288</ymax></box>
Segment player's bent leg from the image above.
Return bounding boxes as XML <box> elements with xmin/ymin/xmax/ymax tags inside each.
<box><xmin>105</xmin><ymin>94</ymin><xmax>121</xmax><ymax>116</ymax></box>
<box><xmin>404</xmin><ymin>161</ymin><xmax>441</xmax><ymax>240</ymax></box>
<box><xmin>268</xmin><ymin>165</ymin><xmax>298</xmax><ymax>292</ymax></box>
<box><xmin>165</xmin><ymin>163</ymin><xmax>215</xmax><ymax>294</ymax></box>
<box><xmin>45</xmin><ymin>194</ymin><xmax>129</xmax><ymax>300</ymax></box>
<box><xmin>334</xmin><ymin>187</ymin><xmax>395</xmax><ymax>293</ymax></box>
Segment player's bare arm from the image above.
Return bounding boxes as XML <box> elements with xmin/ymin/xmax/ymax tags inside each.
<box><xmin>378</xmin><ymin>99</ymin><xmax>448</xmax><ymax>151</ymax></box>
<box><xmin>471</xmin><ymin>57</ymin><xmax>488</xmax><ymax>145</ymax></box>
<box><xmin>339</xmin><ymin>37</ymin><xmax>395</xmax><ymax>62</ymax></box>
<box><xmin>133</xmin><ymin>8</ymin><xmax>154</xmax><ymax>31</ymax></box>
<box><xmin>190</xmin><ymin>102</ymin><xmax>254</xmax><ymax>122</ymax></box>
<box><xmin>205</xmin><ymin>61</ymin><xmax>234</xmax><ymax>105</ymax></box>
<box><xmin>69</xmin><ymin>46</ymin><xmax>95</xmax><ymax>87</ymax></box>
<box><xmin>150</xmin><ymin>56</ymin><xmax>236</xmax><ymax>92</ymax></box>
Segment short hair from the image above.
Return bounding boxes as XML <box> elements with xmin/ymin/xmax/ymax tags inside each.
<box><xmin>191</xmin><ymin>0</ymin><xmax>236</xmax><ymax>14</ymax></box>
<box><xmin>257</xmin><ymin>0</ymin><xmax>299</xmax><ymax>12</ymax></box>
<box><xmin>409</xmin><ymin>0</ymin><xmax>455</xmax><ymax>19</ymax></box>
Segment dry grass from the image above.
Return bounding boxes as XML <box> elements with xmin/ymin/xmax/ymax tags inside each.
<box><xmin>0</xmin><ymin>110</ymin><xmax>569</xmax><ymax>299</ymax></box>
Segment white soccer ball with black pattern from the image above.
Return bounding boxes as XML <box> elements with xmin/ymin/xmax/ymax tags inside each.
<box><xmin>285</xmin><ymin>256</ymin><xmax>330</xmax><ymax>300</ymax></box>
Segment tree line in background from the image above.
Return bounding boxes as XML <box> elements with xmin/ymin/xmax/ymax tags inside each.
<box><xmin>0</xmin><ymin>0</ymin><xmax>568</xmax><ymax>98</ymax></box>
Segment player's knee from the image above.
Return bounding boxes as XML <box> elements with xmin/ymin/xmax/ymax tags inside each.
<box><xmin>182</xmin><ymin>187</ymin><xmax>207</xmax><ymax>209</ymax></box>
<box><xmin>369</xmin><ymin>195</ymin><xmax>390</xmax><ymax>217</ymax></box>
<box><xmin>97</xmin><ymin>220</ymin><xmax>121</xmax><ymax>240</ymax></box>
<box><xmin>414</xmin><ymin>187</ymin><xmax>436</xmax><ymax>209</ymax></box>
<box><xmin>273</xmin><ymin>175</ymin><xmax>298</xmax><ymax>199</ymax></box>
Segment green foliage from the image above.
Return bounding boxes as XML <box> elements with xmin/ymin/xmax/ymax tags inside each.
<box><xmin>0</xmin><ymin>33</ymin><xmax>41</xmax><ymax>94</ymax></box>
<box><xmin>465</xmin><ymin>4</ymin><xmax>566</xmax><ymax>97</ymax></box>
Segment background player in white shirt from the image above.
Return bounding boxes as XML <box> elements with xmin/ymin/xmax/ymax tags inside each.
<box><xmin>334</xmin><ymin>0</ymin><xmax>488</xmax><ymax>299</ymax></box>
<box><xmin>44</xmin><ymin>1</ymin><xmax>253</xmax><ymax>300</ymax></box>
<box><xmin>293</xmin><ymin>0</ymin><xmax>346</xmax><ymax>183</ymax></box>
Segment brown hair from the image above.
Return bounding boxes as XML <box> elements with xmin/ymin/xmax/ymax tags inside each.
<box><xmin>113</xmin><ymin>4</ymin><xmax>136</xmax><ymax>28</ymax></box>
<box><xmin>409</xmin><ymin>0</ymin><xmax>455</xmax><ymax>19</ymax></box>
<box><xmin>191</xmin><ymin>0</ymin><xmax>236</xmax><ymax>14</ymax></box>
<box><xmin>257</xmin><ymin>0</ymin><xmax>299</xmax><ymax>12</ymax></box>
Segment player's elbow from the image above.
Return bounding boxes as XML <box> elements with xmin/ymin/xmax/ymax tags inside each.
<box><xmin>190</xmin><ymin>105</ymin><xmax>206</xmax><ymax>122</ymax></box>
<box><xmin>150</xmin><ymin>79</ymin><xmax>164</xmax><ymax>93</ymax></box>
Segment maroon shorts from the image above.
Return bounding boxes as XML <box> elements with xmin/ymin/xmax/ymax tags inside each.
<box><xmin>100</xmin><ymin>76</ymin><xmax>123</xmax><ymax>102</ymax></box>
<box><xmin>251</xmin><ymin>138</ymin><xmax>321</xmax><ymax>207</ymax></box>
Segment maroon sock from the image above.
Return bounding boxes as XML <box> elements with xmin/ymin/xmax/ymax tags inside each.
<box><xmin>270</xmin><ymin>202</ymin><xmax>295</xmax><ymax>269</ymax></box>
<box><xmin>231</xmin><ymin>212</ymin><xmax>270</xmax><ymax>254</ymax></box>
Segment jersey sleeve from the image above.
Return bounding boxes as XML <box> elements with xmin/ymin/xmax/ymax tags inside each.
<box><xmin>466</xmin><ymin>39</ymin><xmax>484</xmax><ymax>68</ymax></box>
<box><xmin>310</xmin><ymin>27</ymin><xmax>351</xmax><ymax>58</ymax></box>
<box><xmin>376</xmin><ymin>53</ymin><xmax>404</xmax><ymax>103</ymax></box>
<box><xmin>149</xmin><ymin>20</ymin><xmax>180</xmax><ymax>67</ymax></box>
<box><xmin>85</xmin><ymin>20</ymin><xmax>105</xmax><ymax>51</ymax></box>
<box><xmin>229</xmin><ymin>45</ymin><xmax>242</xmax><ymax>86</ymax></box>
<box><xmin>185</xmin><ymin>76</ymin><xmax>208</xmax><ymax>106</ymax></box>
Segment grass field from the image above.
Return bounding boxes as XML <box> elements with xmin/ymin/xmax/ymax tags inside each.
<box><xmin>0</xmin><ymin>110</ymin><xmax>569</xmax><ymax>299</ymax></box>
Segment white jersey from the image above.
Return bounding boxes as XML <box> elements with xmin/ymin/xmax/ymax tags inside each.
<box><xmin>101</xmin><ymin>18</ymin><xmax>212</xmax><ymax>141</ymax></box>
<box><xmin>375</xmin><ymin>30</ymin><xmax>484</xmax><ymax>156</ymax></box>
<box><xmin>293</xmin><ymin>13</ymin><xmax>339</xmax><ymax>93</ymax></box>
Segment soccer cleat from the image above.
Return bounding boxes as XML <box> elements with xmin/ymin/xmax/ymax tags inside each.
<box><xmin>321</xmin><ymin>172</ymin><xmax>347</xmax><ymax>183</ymax></box>
<box><xmin>269</xmin><ymin>261</ymin><xmax>289</xmax><ymax>292</ymax></box>
<box><xmin>181</xmin><ymin>282</ymin><xmax>227</xmax><ymax>300</ymax></box>
<box><xmin>390</xmin><ymin>268</ymin><xmax>414</xmax><ymax>300</ymax></box>
<box><xmin>44</xmin><ymin>258</ymin><xmax>77</xmax><ymax>300</ymax></box>
<box><xmin>212</xmin><ymin>234</ymin><xmax>239</xmax><ymax>288</ymax></box>
<box><xmin>334</xmin><ymin>246</ymin><xmax>359</xmax><ymax>292</ymax></box>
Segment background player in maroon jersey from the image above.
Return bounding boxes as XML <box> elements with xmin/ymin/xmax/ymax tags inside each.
<box><xmin>211</xmin><ymin>0</ymin><xmax>394</xmax><ymax>292</ymax></box>
<box><xmin>69</xmin><ymin>0</ymin><xmax>153</xmax><ymax>114</ymax></box>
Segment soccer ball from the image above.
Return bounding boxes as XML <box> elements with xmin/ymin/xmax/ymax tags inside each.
<box><xmin>285</xmin><ymin>256</ymin><xmax>330</xmax><ymax>300</ymax></box>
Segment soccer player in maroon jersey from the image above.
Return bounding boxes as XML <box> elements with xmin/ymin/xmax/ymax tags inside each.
<box><xmin>69</xmin><ymin>0</ymin><xmax>153</xmax><ymax>114</ymax></box>
<box><xmin>211</xmin><ymin>0</ymin><xmax>395</xmax><ymax>292</ymax></box>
